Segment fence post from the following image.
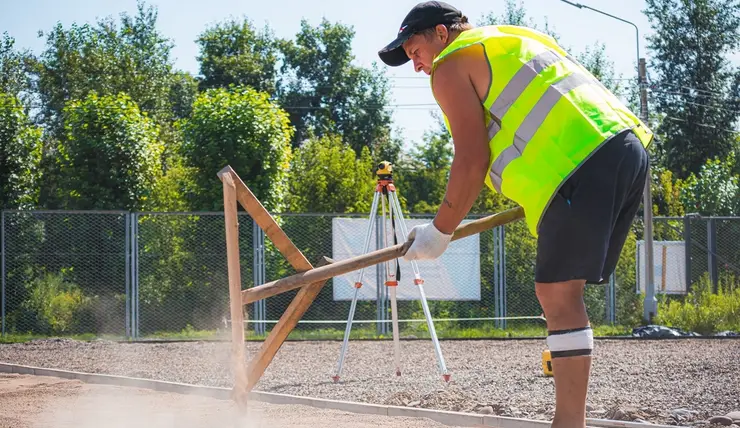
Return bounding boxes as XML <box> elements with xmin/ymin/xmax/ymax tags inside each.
<box><xmin>493</xmin><ymin>225</ymin><xmax>507</xmax><ymax>330</ymax></box>
<box><xmin>133</xmin><ymin>213</ymin><xmax>140</xmax><ymax>338</ymax></box>
<box><xmin>253</xmin><ymin>219</ymin><xmax>266</xmax><ymax>336</ymax></box>
<box><xmin>1</xmin><ymin>211</ymin><xmax>5</xmax><ymax>337</ymax></box>
<box><xmin>605</xmin><ymin>273</ymin><xmax>616</xmax><ymax>325</ymax></box>
<box><xmin>708</xmin><ymin>218</ymin><xmax>718</xmax><ymax>293</ymax></box>
<box><xmin>125</xmin><ymin>213</ymin><xmax>131</xmax><ymax>339</ymax></box>
<box><xmin>492</xmin><ymin>226</ymin><xmax>499</xmax><ymax>330</ymax></box>
<box><xmin>684</xmin><ymin>215</ymin><xmax>692</xmax><ymax>293</ymax></box>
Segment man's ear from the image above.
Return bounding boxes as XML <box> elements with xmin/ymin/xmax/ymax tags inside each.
<box><xmin>435</xmin><ymin>24</ymin><xmax>449</xmax><ymax>42</ymax></box>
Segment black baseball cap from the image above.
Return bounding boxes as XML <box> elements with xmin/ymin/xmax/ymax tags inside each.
<box><xmin>378</xmin><ymin>1</ymin><xmax>463</xmax><ymax>67</ymax></box>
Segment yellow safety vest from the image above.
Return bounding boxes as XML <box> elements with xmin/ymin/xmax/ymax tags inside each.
<box><xmin>431</xmin><ymin>25</ymin><xmax>653</xmax><ymax>236</ymax></box>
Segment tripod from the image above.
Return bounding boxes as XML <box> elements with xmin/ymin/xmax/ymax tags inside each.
<box><xmin>332</xmin><ymin>161</ymin><xmax>450</xmax><ymax>383</ymax></box>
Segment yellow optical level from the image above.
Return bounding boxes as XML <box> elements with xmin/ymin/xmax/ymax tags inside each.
<box><xmin>376</xmin><ymin>161</ymin><xmax>393</xmax><ymax>177</ymax></box>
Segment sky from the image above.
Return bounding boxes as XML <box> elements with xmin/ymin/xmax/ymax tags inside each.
<box><xmin>0</xmin><ymin>0</ymin><xmax>679</xmax><ymax>147</ymax></box>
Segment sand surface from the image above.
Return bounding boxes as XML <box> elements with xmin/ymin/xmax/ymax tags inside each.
<box><xmin>0</xmin><ymin>373</ymin><xmax>463</xmax><ymax>428</ymax></box>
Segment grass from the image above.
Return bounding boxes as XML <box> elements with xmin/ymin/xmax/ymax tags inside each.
<box><xmin>0</xmin><ymin>333</ymin><xmax>116</xmax><ymax>344</ymax></box>
<box><xmin>0</xmin><ymin>323</ymin><xmax>634</xmax><ymax>344</ymax></box>
<box><xmin>0</xmin><ymin>324</ymin><xmax>632</xmax><ymax>344</ymax></box>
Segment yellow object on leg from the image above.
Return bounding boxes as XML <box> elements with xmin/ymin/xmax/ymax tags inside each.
<box><xmin>542</xmin><ymin>349</ymin><xmax>553</xmax><ymax>377</ymax></box>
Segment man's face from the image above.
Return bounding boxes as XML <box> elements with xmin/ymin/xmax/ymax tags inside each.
<box><xmin>402</xmin><ymin>25</ymin><xmax>449</xmax><ymax>75</ymax></box>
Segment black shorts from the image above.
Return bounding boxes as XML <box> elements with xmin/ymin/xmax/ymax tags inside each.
<box><xmin>535</xmin><ymin>129</ymin><xmax>649</xmax><ymax>285</ymax></box>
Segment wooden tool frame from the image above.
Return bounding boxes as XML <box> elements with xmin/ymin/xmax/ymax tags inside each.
<box><xmin>217</xmin><ymin>165</ymin><xmax>525</xmax><ymax>408</ymax></box>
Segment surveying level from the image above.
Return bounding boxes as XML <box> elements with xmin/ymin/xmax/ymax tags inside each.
<box><xmin>332</xmin><ymin>161</ymin><xmax>450</xmax><ymax>384</ymax></box>
<box><xmin>376</xmin><ymin>161</ymin><xmax>393</xmax><ymax>180</ymax></box>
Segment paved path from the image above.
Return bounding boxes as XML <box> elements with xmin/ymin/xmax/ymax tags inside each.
<box><xmin>0</xmin><ymin>373</ymin><xmax>463</xmax><ymax>428</ymax></box>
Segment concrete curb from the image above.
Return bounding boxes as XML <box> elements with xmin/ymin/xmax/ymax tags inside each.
<box><xmin>0</xmin><ymin>362</ymin><xmax>685</xmax><ymax>428</ymax></box>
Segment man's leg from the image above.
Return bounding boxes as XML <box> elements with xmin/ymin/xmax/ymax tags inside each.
<box><xmin>536</xmin><ymin>280</ymin><xmax>592</xmax><ymax>428</ymax></box>
<box><xmin>533</xmin><ymin>131</ymin><xmax>648</xmax><ymax>428</ymax></box>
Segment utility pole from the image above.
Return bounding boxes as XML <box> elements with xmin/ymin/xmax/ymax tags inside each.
<box><xmin>639</xmin><ymin>58</ymin><xmax>657</xmax><ymax>322</ymax></box>
<box><xmin>559</xmin><ymin>1</ymin><xmax>657</xmax><ymax>322</ymax></box>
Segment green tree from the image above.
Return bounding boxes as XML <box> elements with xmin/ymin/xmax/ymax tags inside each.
<box><xmin>56</xmin><ymin>92</ymin><xmax>163</xmax><ymax>210</ymax></box>
<box><xmin>278</xmin><ymin>19</ymin><xmax>395</xmax><ymax>158</ymax></box>
<box><xmin>33</xmin><ymin>1</ymin><xmax>176</xmax><ymax>134</ymax></box>
<box><xmin>0</xmin><ymin>93</ymin><xmax>43</xmax><ymax>209</ymax></box>
<box><xmin>286</xmin><ymin>134</ymin><xmax>375</xmax><ymax>213</ymax></box>
<box><xmin>395</xmin><ymin>114</ymin><xmax>454</xmax><ymax>213</ymax></box>
<box><xmin>168</xmin><ymin>70</ymin><xmax>199</xmax><ymax>120</ymax></box>
<box><xmin>651</xmin><ymin>166</ymin><xmax>687</xmax><ymax>217</ymax></box>
<box><xmin>680</xmin><ymin>152</ymin><xmax>740</xmax><ymax>216</ymax></box>
<box><xmin>195</xmin><ymin>18</ymin><xmax>279</xmax><ymax>94</ymax></box>
<box><xmin>644</xmin><ymin>0</ymin><xmax>740</xmax><ymax>178</ymax></box>
<box><xmin>0</xmin><ymin>33</ymin><xmax>32</xmax><ymax>101</ymax></box>
<box><xmin>180</xmin><ymin>85</ymin><xmax>293</xmax><ymax>212</ymax></box>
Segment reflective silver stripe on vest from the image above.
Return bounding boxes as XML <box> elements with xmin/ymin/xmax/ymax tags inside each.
<box><xmin>487</xmin><ymin>119</ymin><xmax>501</xmax><ymax>141</ymax></box>
<box><xmin>489</xmin><ymin>72</ymin><xmax>593</xmax><ymax>192</ymax></box>
<box><xmin>488</xmin><ymin>50</ymin><xmax>562</xmax><ymax>134</ymax></box>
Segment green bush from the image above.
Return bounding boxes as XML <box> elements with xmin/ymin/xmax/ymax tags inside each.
<box><xmin>20</xmin><ymin>271</ymin><xmax>93</xmax><ymax>335</ymax></box>
<box><xmin>655</xmin><ymin>272</ymin><xmax>740</xmax><ymax>334</ymax></box>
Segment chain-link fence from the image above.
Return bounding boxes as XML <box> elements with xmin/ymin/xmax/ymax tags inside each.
<box><xmin>2</xmin><ymin>210</ymin><xmax>739</xmax><ymax>339</ymax></box>
<box><xmin>1</xmin><ymin>210</ymin><xmax>128</xmax><ymax>337</ymax></box>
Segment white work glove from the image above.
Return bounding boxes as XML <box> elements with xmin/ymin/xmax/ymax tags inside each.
<box><xmin>403</xmin><ymin>222</ymin><xmax>452</xmax><ymax>261</ymax></box>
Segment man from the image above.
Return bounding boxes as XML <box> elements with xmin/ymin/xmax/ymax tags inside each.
<box><xmin>378</xmin><ymin>2</ymin><xmax>652</xmax><ymax>428</ymax></box>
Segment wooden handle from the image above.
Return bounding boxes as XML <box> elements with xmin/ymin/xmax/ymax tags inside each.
<box><xmin>241</xmin><ymin>206</ymin><xmax>524</xmax><ymax>304</ymax></box>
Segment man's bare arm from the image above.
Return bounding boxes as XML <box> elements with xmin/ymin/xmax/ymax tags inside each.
<box><xmin>431</xmin><ymin>58</ymin><xmax>490</xmax><ymax>235</ymax></box>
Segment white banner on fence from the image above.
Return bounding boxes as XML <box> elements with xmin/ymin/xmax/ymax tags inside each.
<box><xmin>332</xmin><ymin>217</ymin><xmax>481</xmax><ymax>301</ymax></box>
<box><xmin>636</xmin><ymin>240</ymin><xmax>687</xmax><ymax>295</ymax></box>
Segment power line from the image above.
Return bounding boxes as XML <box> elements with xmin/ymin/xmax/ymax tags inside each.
<box><xmin>649</xmin><ymin>91</ymin><xmax>740</xmax><ymax>115</ymax></box>
<box><xmin>652</xmin><ymin>81</ymin><xmax>736</xmax><ymax>99</ymax></box>
<box><xmin>650</xmin><ymin>87</ymin><xmax>740</xmax><ymax>103</ymax></box>
<box><xmin>662</xmin><ymin>115</ymin><xmax>740</xmax><ymax>135</ymax></box>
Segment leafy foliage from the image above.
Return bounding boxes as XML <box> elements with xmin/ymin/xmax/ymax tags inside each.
<box><xmin>196</xmin><ymin>18</ymin><xmax>280</xmax><ymax>94</ymax></box>
<box><xmin>644</xmin><ymin>0</ymin><xmax>740</xmax><ymax>178</ymax></box>
<box><xmin>168</xmin><ymin>71</ymin><xmax>199</xmax><ymax>120</ymax></box>
<box><xmin>651</xmin><ymin>166</ymin><xmax>687</xmax><ymax>216</ymax></box>
<box><xmin>180</xmin><ymin>85</ymin><xmax>293</xmax><ymax>212</ymax></box>
<box><xmin>286</xmin><ymin>134</ymin><xmax>376</xmax><ymax>213</ymax></box>
<box><xmin>33</xmin><ymin>1</ymin><xmax>176</xmax><ymax>134</ymax></box>
<box><xmin>278</xmin><ymin>19</ymin><xmax>395</xmax><ymax>158</ymax></box>
<box><xmin>20</xmin><ymin>272</ymin><xmax>92</xmax><ymax>335</ymax></box>
<box><xmin>680</xmin><ymin>152</ymin><xmax>740</xmax><ymax>216</ymax></box>
<box><xmin>0</xmin><ymin>93</ymin><xmax>43</xmax><ymax>209</ymax></box>
<box><xmin>656</xmin><ymin>272</ymin><xmax>740</xmax><ymax>334</ymax></box>
<box><xmin>0</xmin><ymin>33</ymin><xmax>32</xmax><ymax>100</ymax></box>
<box><xmin>56</xmin><ymin>92</ymin><xmax>163</xmax><ymax>210</ymax></box>
<box><xmin>394</xmin><ymin>116</ymin><xmax>454</xmax><ymax>214</ymax></box>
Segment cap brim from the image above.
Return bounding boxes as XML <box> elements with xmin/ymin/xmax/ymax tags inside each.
<box><xmin>378</xmin><ymin>34</ymin><xmax>412</xmax><ymax>67</ymax></box>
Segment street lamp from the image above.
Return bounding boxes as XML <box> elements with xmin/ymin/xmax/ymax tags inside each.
<box><xmin>559</xmin><ymin>0</ymin><xmax>657</xmax><ymax>322</ymax></box>
<box><xmin>559</xmin><ymin>0</ymin><xmax>641</xmax><ymax>62</ymax></box>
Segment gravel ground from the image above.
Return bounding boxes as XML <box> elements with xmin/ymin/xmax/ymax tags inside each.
<box><xmin>1</xmin><ymin>338</ymin><xmax>739</xmax><ymax>427</ymax></box>
<box><xmin>0</xmin><ymin>373</ymin><xmax>462</xmax><ymax>428</ymax></box>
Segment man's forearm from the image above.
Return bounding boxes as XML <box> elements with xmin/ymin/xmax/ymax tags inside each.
<box><xmin>433</xmin><ymin>153</ymin><xmax>489</xmax><ymax>234</ymax></box>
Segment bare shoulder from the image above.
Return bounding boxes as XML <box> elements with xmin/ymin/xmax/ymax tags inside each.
<box><xmin>432</xmin><ymin>46</ymin><xmax>490</xmax><ymax>105</ymax></box>
<box><xmin>431</xmin><ymin>56</ymin><xmax>468</xmax><ymax>99</ymax></box>
<box><xmin>431</xmin><ymin>51</ymin><xmax>487</xmax><ymax>136</ymax></box>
